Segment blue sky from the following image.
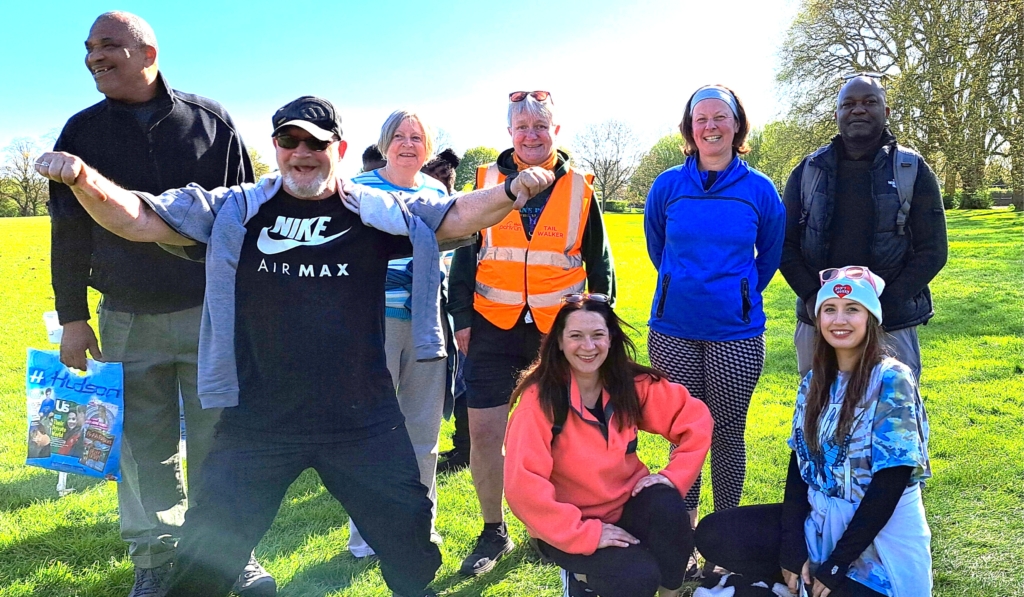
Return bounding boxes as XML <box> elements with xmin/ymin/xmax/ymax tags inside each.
<box><xmin>2</xmin><ymin>0</ymin><xmax>800</xmax><ymax>176</ymax></box>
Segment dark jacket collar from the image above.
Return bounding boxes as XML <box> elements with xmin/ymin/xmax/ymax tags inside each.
<box><xmin>104</xmin><ymin>72</ymin><xmax>175</xmax><ymax>113</ymax></box>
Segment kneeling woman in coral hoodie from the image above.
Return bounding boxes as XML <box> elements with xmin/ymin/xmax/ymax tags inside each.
<box><xmin>504</xmin><ymin>294</ymin><xmax>713</xmax><ymax>597</ymax></box>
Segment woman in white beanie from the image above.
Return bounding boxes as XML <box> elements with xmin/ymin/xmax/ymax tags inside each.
<box><xmin>694</xmin><ymin>266</ymin><xmax>932</xmax><ymax>597</ymax></box>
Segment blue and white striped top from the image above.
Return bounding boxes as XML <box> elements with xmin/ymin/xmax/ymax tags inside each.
<box><xmin>352</xmin><ymin>169</ymin><xmax>451</xmax><ymax>319</ymax></box>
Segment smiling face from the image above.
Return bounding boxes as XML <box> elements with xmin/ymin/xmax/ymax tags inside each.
<box><xmin>818</xmin><ymin>297</ymin><xmax>869</xmax><ymax>358</ymax></box>
<box><xmin>836</xmin><ymin>77</ymin><xmax>889</xmax><ymax>144</ymax></box>
<box><xmin>66</xmin><ymin>412</ymin><xmax>80</xmax><ymax>431</ymax></box>
<box><xmin>558</xmin><ymin>310</ymin><xmax>610</xmax><ymax>378</ymax></box>
<box><xmin>84</xmin><ymin>17</ymin><xmax>156</xmax><ymax>103</ymax></box>
<box><xmin>386</xmin><ymin>118</ymin><xmax>429</xmax><ymax>174</ymax></box>
<box><xmin>275</xmin><ymin>127</ymin><xmax>348</xmax><ymax>199</ymax></box>
<box><xmin>690</xmin><ymin>98</ymin><xmax>739</xmax><ymax>163</ymax></box>
<box><xmin>509</xmin><ymin>113</ymin><xmax>559</xmax><ymax>165</ymax></box>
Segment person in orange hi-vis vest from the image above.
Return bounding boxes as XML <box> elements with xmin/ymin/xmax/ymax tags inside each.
<box><xmin>448</xmin><ymin>90</ymin><xmax>616</xmax><ymax>577</ymax></box>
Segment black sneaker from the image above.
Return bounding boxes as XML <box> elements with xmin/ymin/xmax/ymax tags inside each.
<box><xmin>560</xmin><ymin>569</ymin><xmax>595</xmax><ymax>597</ymax></box>
<box><xmin>459</xmin><ymin>524</ymin><xmax>514</xmax><ymax>576</ymax></box>
<box><xmin>437</xmin><ymin>448</ymin><xmax>469</xmax><ymax>474</ymax></box>
<box><xmin>231</xmin><ymin>552</ymin><xmax>276</xmax><ymax>596</ymax></box>
<box><xmin>127</xmin><ymin>562</ymin><xmax>172</xmax><ymax>597</ymax></box>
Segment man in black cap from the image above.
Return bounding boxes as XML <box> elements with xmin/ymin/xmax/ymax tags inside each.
<box><xmin>36</xmin><ymin>95</ymin><xmax>556</xmax><ymax>597</ymax></box>
<box><xmin>47</xmin><ymin>11</ymin><xmax>273</xmax><ymax>596</ymax></box>
<box><xmin>779</xmin><ymin>74</ymin><xmax>947</xmax><ymax>381</ymax></box>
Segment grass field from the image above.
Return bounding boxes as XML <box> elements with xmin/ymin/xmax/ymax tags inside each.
<box><xmin>0</xmin><ymin>210</ymin><xmax>1021</xmax><ymax>597</ymax></box>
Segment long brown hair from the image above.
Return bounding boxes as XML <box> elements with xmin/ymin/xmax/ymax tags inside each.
<box><xmin>509</xmin><ymin>300</ymin><xmax>661</xmax><ymax>431</ymax></box>
<box><xmin>803</xmin><ymin>314</ymin><xmax>885</xmax><ymax>452</ymax></box>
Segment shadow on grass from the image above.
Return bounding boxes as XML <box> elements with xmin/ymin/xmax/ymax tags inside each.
<box><xmin>281</xmin><ymin>551</ymin><xmax>377</xmax><ymax>596</ymax></box>
<box><xmin>0</xmin><ymin>521</ymin><xmax>124</xmax><ymax>582</ymax></box>
<box><xmin>432</xmin><ymin>545</ymin><xmax>533</xmax><ymax>596</ymax></box>
<box><xmin>0</xmin><ymin>473</ymin><xmax>105</xmax><ymax>512</ymax></box>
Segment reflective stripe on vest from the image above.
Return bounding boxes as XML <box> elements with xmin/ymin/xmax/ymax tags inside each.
<box><xmin>473</xmin><ymin>162</ymin><xmax>593</xmax><ymax>333</ymax></box>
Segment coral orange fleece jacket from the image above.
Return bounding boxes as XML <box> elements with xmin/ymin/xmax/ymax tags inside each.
<box><xmin>504</xmin><ymin>373</ymin><xmax>712</xmax><ymax>555</ymax></box>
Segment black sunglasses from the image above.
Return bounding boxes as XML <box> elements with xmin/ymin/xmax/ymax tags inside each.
<box><xmin>274</xmin><ymin>134</ymin><xmax>334</xmax><ymax>152</ymax></box>
<box><xmin>509</xmin><ymin>90</ymin><xmax>553</xmax><ymax>104</ymax></box>
<box><xmin>561</xmin><ymin>293</ymin><xmax>610</xmax><ymax>304</ymax></box>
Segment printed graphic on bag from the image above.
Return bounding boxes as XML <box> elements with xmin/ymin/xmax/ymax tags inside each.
<box><xmin>25</xmin><ymin>349</ymin><xmax>124</xmax><ymax>481</ymax></box>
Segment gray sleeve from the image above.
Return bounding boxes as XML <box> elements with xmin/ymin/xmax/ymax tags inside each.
<box><xmin>405</xmin><ymin>191</ymin><xmax>458</xmax><ymax>232</ymax></box>
<box><xmin>135</xmin><ymin>183</ymin><xmax>241</xmax><ymax>244</ymax></box>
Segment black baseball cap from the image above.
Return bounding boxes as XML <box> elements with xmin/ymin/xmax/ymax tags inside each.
<box><xmin>271</xmin><ymin>96</ymin><xmax>342</xmax><ymax>141</ymax></box>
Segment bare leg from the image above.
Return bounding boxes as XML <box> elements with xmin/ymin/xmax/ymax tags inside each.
<box><xmin>468</xmin><ymin>404</ymin><xmax>511</xmax><ymax>522</ymax></box>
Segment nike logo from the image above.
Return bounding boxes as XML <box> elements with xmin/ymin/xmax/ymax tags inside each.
<box><xmin>257</xmin><ymin>216</ymin><xmax>352</xmax><ymax>255</ymax></box>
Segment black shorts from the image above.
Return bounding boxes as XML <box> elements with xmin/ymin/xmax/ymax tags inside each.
<box><xmin>463</xmin><ymin>311</ymin><xmax>542</xmax><ymax>409</ymax></box>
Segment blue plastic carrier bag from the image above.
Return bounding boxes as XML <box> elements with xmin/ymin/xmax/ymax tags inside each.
<box><xmin>25</xmin><ymin>348</ymin><xmax>125</xmax><ymax>481</ymax></box>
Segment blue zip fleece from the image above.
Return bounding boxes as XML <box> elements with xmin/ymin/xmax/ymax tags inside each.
<box><xmin>644</xmin><ymin>156</ymin><xmax>785</xmax><ymax>341</ymax></box>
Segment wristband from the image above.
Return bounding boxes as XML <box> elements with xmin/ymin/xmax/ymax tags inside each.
<box><xmin>504</xmin><ymin>175</ymin><xmax>518</xmax><ymax>202</ymax></box>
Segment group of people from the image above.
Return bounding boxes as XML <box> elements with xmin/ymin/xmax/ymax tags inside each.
<box><xmin>36</xmin><ymin>10</ymin><xmax>947</xmax><ymax>597</ymax></box>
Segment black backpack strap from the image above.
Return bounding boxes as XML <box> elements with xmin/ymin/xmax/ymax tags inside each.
<box><xmin>550</xmin><ymin>384</ymin><xmax>570</xmax><ymax>444</ymax></box>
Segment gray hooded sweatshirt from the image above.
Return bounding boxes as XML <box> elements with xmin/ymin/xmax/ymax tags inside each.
<box><xmin>138</xmin><ymin>173</ymin><xmax>462</xmax><ymax>409</ymax></box>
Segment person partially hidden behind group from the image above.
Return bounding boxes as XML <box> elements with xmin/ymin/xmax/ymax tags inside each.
<box><xmin>504</xmin><ymin>294</ymin><xmax>713</xmax><ymax>597</ymax></box>
<box><xmin>695</xmin><ymin>266</ymin><xmax>933</xmax><ymax>597</ymax></box>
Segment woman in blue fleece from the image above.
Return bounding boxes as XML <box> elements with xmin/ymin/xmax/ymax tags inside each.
<box><xmin>644</xmin><ymin>84</ymin><xmax>785</xmax><ymax>566</ymax></box>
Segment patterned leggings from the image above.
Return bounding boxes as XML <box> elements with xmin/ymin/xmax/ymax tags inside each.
<box><xmin>648</xmin><ymin>330</ymin><xmax>766</xmax><ymax>513</ymax></box>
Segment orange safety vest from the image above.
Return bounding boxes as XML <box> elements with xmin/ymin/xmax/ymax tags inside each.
<box><xmin>473</xmin><ymin>163</ymin><xmax>594</xmax><ymax>333</ymax></box>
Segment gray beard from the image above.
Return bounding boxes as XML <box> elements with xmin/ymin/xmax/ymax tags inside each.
<box><xmin>282</xmin><ymin>171</ymin><xmax>330</xmax><ymax>199</ymax></box>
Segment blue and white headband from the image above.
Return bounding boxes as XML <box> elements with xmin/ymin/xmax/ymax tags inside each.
<box><xmin>688</xmin><ymin>86</ymin><xmax>738</xmax><ymax>118</ymax></box>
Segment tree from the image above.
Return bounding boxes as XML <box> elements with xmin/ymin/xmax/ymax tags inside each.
<box><xmin>572</xmin><ymin>120</ymin><xmax>642</xmax><ymax>211</ymax></box>
<box><xmin>0</xmin><ymin>138</ymin><xmax>48</xmax><ymax>217</ymax></box>
<box><xmin>627</xmin><ymin>134</ymin><xmax>686</xmax><ymax>206</ymax></box>
<box><xmin>744</xmin><ymin>118</ymin><xmax>833</xmax><ymax>192</ymax></box>
<box><xmin>455</xmin><ymin>146</ymin><xmax>498</xmax><ymax>191</ymax></box>
<box><xmin>777</xmin><ymin>0</ymin><xmax>1020</xmax><ymax>200</ymax></box>
<box><xmin>248</xmin><ymin>148</ymin><xmax>271</xmax><ymax>180</ymax></box>
<box><xmin>434</xmin><ymin>127</ymin><xmax>456</xmax><ymax>155</ymax></box>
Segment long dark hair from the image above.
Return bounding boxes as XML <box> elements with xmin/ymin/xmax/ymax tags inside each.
<box><xmin>803</xmin><ymin>313</ymin><xmax>885</xmax><ymax>452</ymax></box>
<box><xmin>510</xmin><ymin>300</ymin><xmax>661</xmax><ymax>431</ymax></box>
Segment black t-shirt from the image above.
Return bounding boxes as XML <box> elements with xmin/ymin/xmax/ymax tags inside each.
<box><xmin>218</xmin><ymin>190</ymin><xmax>413</xmax><ymax>441</ymax></box>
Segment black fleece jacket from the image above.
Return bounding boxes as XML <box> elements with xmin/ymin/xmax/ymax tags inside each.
<box><xmin>48</xmin><ymin>74</ymin><xmax>253</xmax><ymax>323</ymax></box>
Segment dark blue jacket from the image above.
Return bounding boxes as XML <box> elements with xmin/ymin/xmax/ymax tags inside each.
<box><xmin>779</xmin><ymin>134</ymin><xmax>947</xmax><ymax>331</ymax></box>
<box><xmin>645</xmin><ymin>156</ymin><xmax>785</xmax><ymax>341</ymax></box>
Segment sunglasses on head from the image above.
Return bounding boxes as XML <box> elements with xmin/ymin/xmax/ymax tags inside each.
<box><xmin>509</xmin><ymin>90</ymin><xmax>553</xmax><ymax>104</ymax></box>
<box><xmin>561</xmin><ymin>292</ymin><xmax>610</xmax><ymax>304</ymax></box>
<box><xmin>820</xmin><ymin>266</ymin><xmax>878</xmax><ymax>291</ymax></box>
<box><xmin>842</xmin><ymin>71</ymin><xmax>884</xmax><ymax>80</ymax></box>
<box><xmin>274</xmin><ymin>134</ymin><xmax>334</xmax><ymax>152</ymax></box>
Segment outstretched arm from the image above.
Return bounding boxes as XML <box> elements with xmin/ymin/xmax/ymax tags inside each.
<box><xmin>435</xmin><ymin>168</ymin><xmax>554</xmax><ymax>241</ymax></box>
<box><xmin>35</xmin><ymin>151</ymin><xmax>192</xmax><ymax>245</ymax></box>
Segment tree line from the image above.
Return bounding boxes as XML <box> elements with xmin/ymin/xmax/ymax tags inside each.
<box><xmin>4</xmin><ymin>0</ymin><xmax>1018</xmax><ymax>216</ymax></box>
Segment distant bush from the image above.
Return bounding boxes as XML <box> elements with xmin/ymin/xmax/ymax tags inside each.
<box><xmin>604</xmin><ymin>200</ymin><xmax>629</xmax><ymax>213</ymax></box>
<box><xmin>943</xmin><ymin>191</ymin><xmax>961</xmax><ymax>210</ymax></box>
<box><xmin>960</xmin><ymin>189</ymin><xmax>993</xmax><ymax>209</ymax></box>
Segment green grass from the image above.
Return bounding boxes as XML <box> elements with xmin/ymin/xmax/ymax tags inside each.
<box><xmin>1</xmin><ymin>210</ymin><xmax>1021</xmax><ymax>596</ymax></box>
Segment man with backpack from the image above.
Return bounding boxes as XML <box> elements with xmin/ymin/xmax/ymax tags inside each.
<box><xmin>779</xmin><ymin>74</ymin><xmax>948</xmax><ymax>381</ymax></box>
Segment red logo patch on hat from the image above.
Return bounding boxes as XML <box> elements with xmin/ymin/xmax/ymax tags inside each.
<box><xmin>833</xmin><ymin>284</ymin><xmax>853</xmax><ymax>297</ymax></box>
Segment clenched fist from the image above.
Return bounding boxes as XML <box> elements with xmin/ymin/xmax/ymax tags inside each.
<box><xmin>35</xmin><ymin>152</ymin><xmax>87</xmax><ymax>187</ymax></box>
<box><xmin>508</xmin><ymin>167</ymin><xmax>556</xmax><ymax>209</ymax></box>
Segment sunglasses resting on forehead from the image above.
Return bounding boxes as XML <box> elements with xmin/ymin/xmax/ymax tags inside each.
<box><xmin>561</xmin><ymin>292</ymin><xmax>610</xmax><ymax>304</ymax></box>
<box><xmin>819</xmin><ymin>266</ymin><xmax>879</xmax><ymax>291</ymax></box>
<box><xmin>274</xmin><ymin>134</ymin><xmax>334</xmax><ymax>152</ymax></box>
<box><xmin>509</xmin><ymin>90</ymin><xmax>553</xmax><ymax>104</ymax></box>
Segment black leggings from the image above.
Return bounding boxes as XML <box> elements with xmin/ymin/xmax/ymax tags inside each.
<box><xmin>537</xmin><ymin>485</ymin><xmax>693</xmax><ymax>597</ymax></box>
<box><xmin>648</xmin><ymin>330</ymin><xmax>765</xmax><ymax>512</ymax></box>
<box><xmin>695</xmin><ymin>504</ymin><xmax>886</xmax><ymax>597</ymax></box>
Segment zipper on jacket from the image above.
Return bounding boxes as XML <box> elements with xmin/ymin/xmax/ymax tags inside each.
<box><xmin>656</xmin><ymin>273</ymin><xmax>671</xmax><ymax>318</ymax></box>
<box><xmin>741</xmin><ymin>278</ymin><xmax>751</xmax><ymax>324</ymax></box>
